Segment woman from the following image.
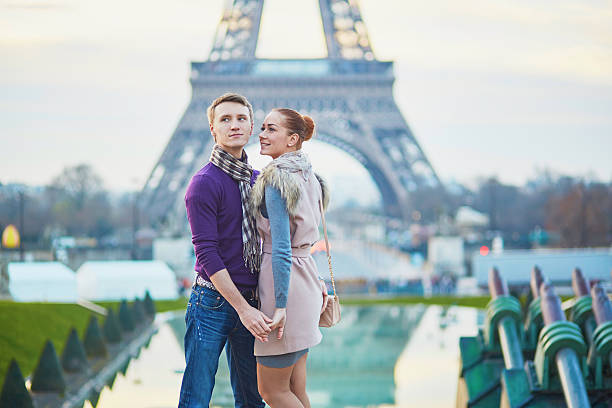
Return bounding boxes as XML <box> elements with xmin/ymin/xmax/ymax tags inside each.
<box><xmin>250</xmin><ymin>108</ymin><xmax>329</xmax><ymax>407</ymax></box>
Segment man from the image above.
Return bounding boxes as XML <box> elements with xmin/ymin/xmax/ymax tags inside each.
<box><xmin>178</xmin><ymin>93</ymin><xmax>270</xmax><ymax>408</ymax></box>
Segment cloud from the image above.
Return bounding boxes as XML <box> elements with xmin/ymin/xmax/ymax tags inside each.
<box><xmin>0</xmin><ymin>0</ymin><xmax>611</xmax><ymax>190</ymax></box>
<box><xmin>1</xmin><ymin>2</ymin><xmax>69</xmax><ymax>11</ymax></box>
<box><xmin>361</xmin><ymin>0</ymin><xmax>612</xmax><ymax>85</ymax></box>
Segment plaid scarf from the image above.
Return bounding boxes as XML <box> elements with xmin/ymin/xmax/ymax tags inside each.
<box><xmin>273</xmin><ymin>150</ymin><xmax>313</xmax><ymax>180</ymax></box>
<box><xmin>210</xmin><ymin>145</ymin><xmax>261</xmax><ymax>275</ymax></box>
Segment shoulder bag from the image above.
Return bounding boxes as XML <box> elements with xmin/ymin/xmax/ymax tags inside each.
<box><xmin>318</xmin><ymin>200</ymin><xmax>341</xmax><ymax>327</ymax></box>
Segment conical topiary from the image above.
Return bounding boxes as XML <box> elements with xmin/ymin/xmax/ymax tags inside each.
<box><xmin>132</xmin><ymin>298</ymin><xmax>145</xmax><ymax>325</ymax></box>
<box><xmin>84</xmin><ymin>316</ymin><xmax>107</xmax><ymax>358</ymax></box>
<box><xmin>88</xmin><ymin>389</ymin><xmax>101</xmax><ymax>407</ymax></box>
<box><xmin>119</xmin><ymin>359</ymin><xmax>130</xmax><ymax>375</ymax></box>
<box><xmin>143</xmin><ymin>335</ymin><xmax>152</xmax><ymax>349</ymax></box>
<box><xmin>0</xmin><ymin>359</ymin><xmax>34</xmax><ymax>408</ymax></box>
<box><xmin>103</xmin><ymin>308</ymin><xmax>122</xmax><ymax>344</ymax></box>
<box><xmin>143</xmin><ymin>290</ymin><xmax>156</xmax><ymax>317</ymax></box>
<box><xmin>106</xmin><ymin>372</ymin><xmax>117</xmax><ymax>389</ymax></box>
<box><xmin>30</xmin><ymin>340</ymin><xmax>66</xmax><ymax>393</ymax></box>
<box><xmin>118</xmin><ymin>300</ymin><xmax>135</xmax><ymax>332</ymax></box>
<box><xmin>61</xmin><ymin>327</ymin><xmax>89</xmax><ymax>373</ymax></box>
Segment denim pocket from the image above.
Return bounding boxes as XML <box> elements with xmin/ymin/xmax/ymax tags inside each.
<box><xmin>198</xmin><ymin>289</ymin><xmax>225</xmax><ymax>310</ymax></box>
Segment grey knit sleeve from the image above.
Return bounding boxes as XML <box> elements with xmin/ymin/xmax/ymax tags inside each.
<box><xmin>264</xmin><ymin>185</ymin><xmax>292</xmax><ymax>308</ymax></box>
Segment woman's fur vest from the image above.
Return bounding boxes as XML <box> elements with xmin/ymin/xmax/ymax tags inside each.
<box><xmin>250</xmin><ymin>164</ymin><xmax>329</xmax><ymax>218</ymax></box>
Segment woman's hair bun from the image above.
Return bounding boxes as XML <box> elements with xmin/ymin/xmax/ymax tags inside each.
<box><xmin>302</xmin><ymin>115</ymin><xmax>315</xmax><ymax>141</ymax></box>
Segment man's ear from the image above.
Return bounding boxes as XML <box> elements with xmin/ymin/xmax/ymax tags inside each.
<box><xmin>210</xmin><ymin>124</ymin><xmax>216</xmax><ymax>142</ymax></box>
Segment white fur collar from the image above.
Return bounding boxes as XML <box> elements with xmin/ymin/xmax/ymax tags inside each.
<box><xmin>250</xmin><ymin>165</ymin><xmax>329</xmax><ymax>217</ymax></box>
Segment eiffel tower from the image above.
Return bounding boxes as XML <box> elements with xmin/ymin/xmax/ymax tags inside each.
<box><xmin>141</xmin><ymin>0</ymin><xmax>441</xmax><ymax>230</ymax></box>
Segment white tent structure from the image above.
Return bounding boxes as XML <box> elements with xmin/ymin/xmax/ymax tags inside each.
<box><xmin>8</xmin><ymin>262</ymin><xmax>78</xmax><ymax>302</ymax></box>
<box><xmin>455</xmin><ymin>206</ymin><xmax>489</xmax><ymax>228</ymax></box>
<box><xmin>77</xmin><ymin>260</ymin><xmax>178</xmax><ymax>301</ymax></box>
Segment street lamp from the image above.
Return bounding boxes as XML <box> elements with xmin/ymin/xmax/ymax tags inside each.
<box><xmin>18</xmin><ymin>191</ymin><xmax>24</xmax><ymax>261</ymax></box>
<box><xmin>131</xmin><ymin>178</ymin><xmax>142</xmax><ymax>260</ymax></box>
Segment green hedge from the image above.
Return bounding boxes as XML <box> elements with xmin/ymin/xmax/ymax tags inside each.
<box><xmin>0</xmin><ymin>302</ymin><xmax>93</xmax><ymax>391</ymax></box>
<box><xmin>7</xmin><ymin>295</ymin><xmax>569</xmax><ymax>387</ymax></box>
<box><xmin>340</xmin><ymin>295</ymin><xmax>493</xmax><ymax>308</ymax></box>
<box><xmin>0</xmin><ymin>297</ymin><xmax>188</xmax><ymax>388</ymax></box>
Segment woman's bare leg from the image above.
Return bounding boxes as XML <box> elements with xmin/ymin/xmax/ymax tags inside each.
<box><xmin>257</xmin><ymin>362</ymin><xmax>304</xmax><ymax>408</ymax></box>
<box><xmin>289</xmin><ymin>353</ymin><xmax>310</xmax><ymax>408</ymax></box>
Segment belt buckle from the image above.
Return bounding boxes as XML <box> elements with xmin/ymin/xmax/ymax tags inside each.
<box><xmin>195</xmin><ymin>275</ymin><xmax>217</xmax><ymax>292</ymax></box>
<box><xmin>197</xmin><ymin>276</ymin><xmax>256</xmax><ymax>301</ymax></box>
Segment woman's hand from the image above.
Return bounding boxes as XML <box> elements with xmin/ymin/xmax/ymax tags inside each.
<box><xmin>269</xmin><ymin>308</ymin><xmax>287</xmax><ymax>339</ymax></box>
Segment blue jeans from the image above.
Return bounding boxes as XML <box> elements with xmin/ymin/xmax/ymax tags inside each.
<box><xmin>178</xmin><ymin>286</ymin><xmax>265</xmax><ymax>408</ymax></box>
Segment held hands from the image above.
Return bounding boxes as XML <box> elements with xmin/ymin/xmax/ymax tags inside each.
<box><xmin>269</xmin><ymin>308</ymin><xmax>287</xmax><ymax>340</ymax></box>
<box><xmin>239</xmin><ymin>306</ymin><xmax>272</xmax><ymax>343</ymax></box>
<box><xmin>247</xmin><ymin>280</ymin><xmax>328</xmax><ymax>342</ymax></box>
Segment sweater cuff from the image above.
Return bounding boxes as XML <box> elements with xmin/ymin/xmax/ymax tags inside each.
<box><xmin>275</xmin><ymin>296</ymin><xmax>288</xmax><ymax>308</ymax></box>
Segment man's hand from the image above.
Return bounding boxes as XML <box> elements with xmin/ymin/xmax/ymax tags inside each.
<box><xmin>269</xmin><ymin>308</ymin><xmax>287</xmax><ymax>340</ymax></box>
<box><xmin>209</xmin><ymin>269</ymin><xmax>272</xmax><ymax>342</ymax></box>
<box><xmin>319</xmin><ymin>279</ymin><xmax>329</xmax><ymax>314</ymax></box>
<box><xmin>238</xmin><ymin>306</ymin><xmax>272</xmax><ymax>343</ymax></box>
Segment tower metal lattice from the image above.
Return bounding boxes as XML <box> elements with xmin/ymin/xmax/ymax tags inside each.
<box><xmin>140</xmin><ymin>0</ymin><xmax>441</xmax><ymax>230</ymax></box>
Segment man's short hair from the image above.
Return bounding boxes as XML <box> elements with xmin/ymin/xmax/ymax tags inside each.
<box><xmin>207</xmin><ymin>93</ymin><xmax>254</xmax><ymax>125</ymax></box>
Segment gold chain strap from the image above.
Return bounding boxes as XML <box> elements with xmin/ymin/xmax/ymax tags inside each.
<box><xmin>319</xmin><ymin>200</ymin><xmax>336</xmax><ymax>297</ymax></box>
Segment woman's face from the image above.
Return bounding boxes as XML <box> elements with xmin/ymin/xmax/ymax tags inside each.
<box><xmin>259</xmin><ymin>111</ymin><xmax>298</xmax><ymax>159</ymax></box>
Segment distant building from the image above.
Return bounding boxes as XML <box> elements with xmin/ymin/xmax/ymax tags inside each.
<box><xmin>428</xmin><ymin>236</ymin><xmax>465</xmax><ymax>277</ymax></box>
<box><xmin>153</xmin><ymin>237</ymin><xmax>194</xmax><ymax>280</ymax></box>
<box><xmin>473</xmin><ymin>248</ymin><xmax>612</xmax><ymax>289</ymax></box>
<box><xmin>454</xmin><ymin>206</ymin><xmax>489</xmax><ymax>244</ymax></box>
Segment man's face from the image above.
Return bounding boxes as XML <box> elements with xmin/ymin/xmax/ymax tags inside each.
<box><xmin>210</xmin><ymin>102</ymin><xmax>253</xmax><ymax>156</ymax></box>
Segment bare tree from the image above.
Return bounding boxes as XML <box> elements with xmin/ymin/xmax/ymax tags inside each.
<box><xmin>50</xmin><ymin>164</ymin><xmax>104</xmax><ymax>210</ymax></box>
<box><xmin>546</xmin><ymin>182</ymin><xmax>611</xmax><ymax>247</ymax></box>
<box><xmin>46</xmin><ymin>164</ymin><xmax>111</xmax><ymax>238</ymax></box>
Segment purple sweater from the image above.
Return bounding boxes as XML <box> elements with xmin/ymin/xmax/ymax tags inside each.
<box><xmin>185</xmin><ymin>162</ymin><xmax>259</xmax><ymax>290</ymax></box>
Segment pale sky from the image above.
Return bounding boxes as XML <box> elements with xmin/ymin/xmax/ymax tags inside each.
<box><xmin>1</xmin><ymin>0</ymin><xmax>611</xmax><ymax>195</ymax></box>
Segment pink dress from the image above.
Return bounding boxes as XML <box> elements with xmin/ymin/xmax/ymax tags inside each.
<box><xmin>253</xmin><ymin>169</ymin><xmax>324</xmax><ymax>356</ymax></box>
